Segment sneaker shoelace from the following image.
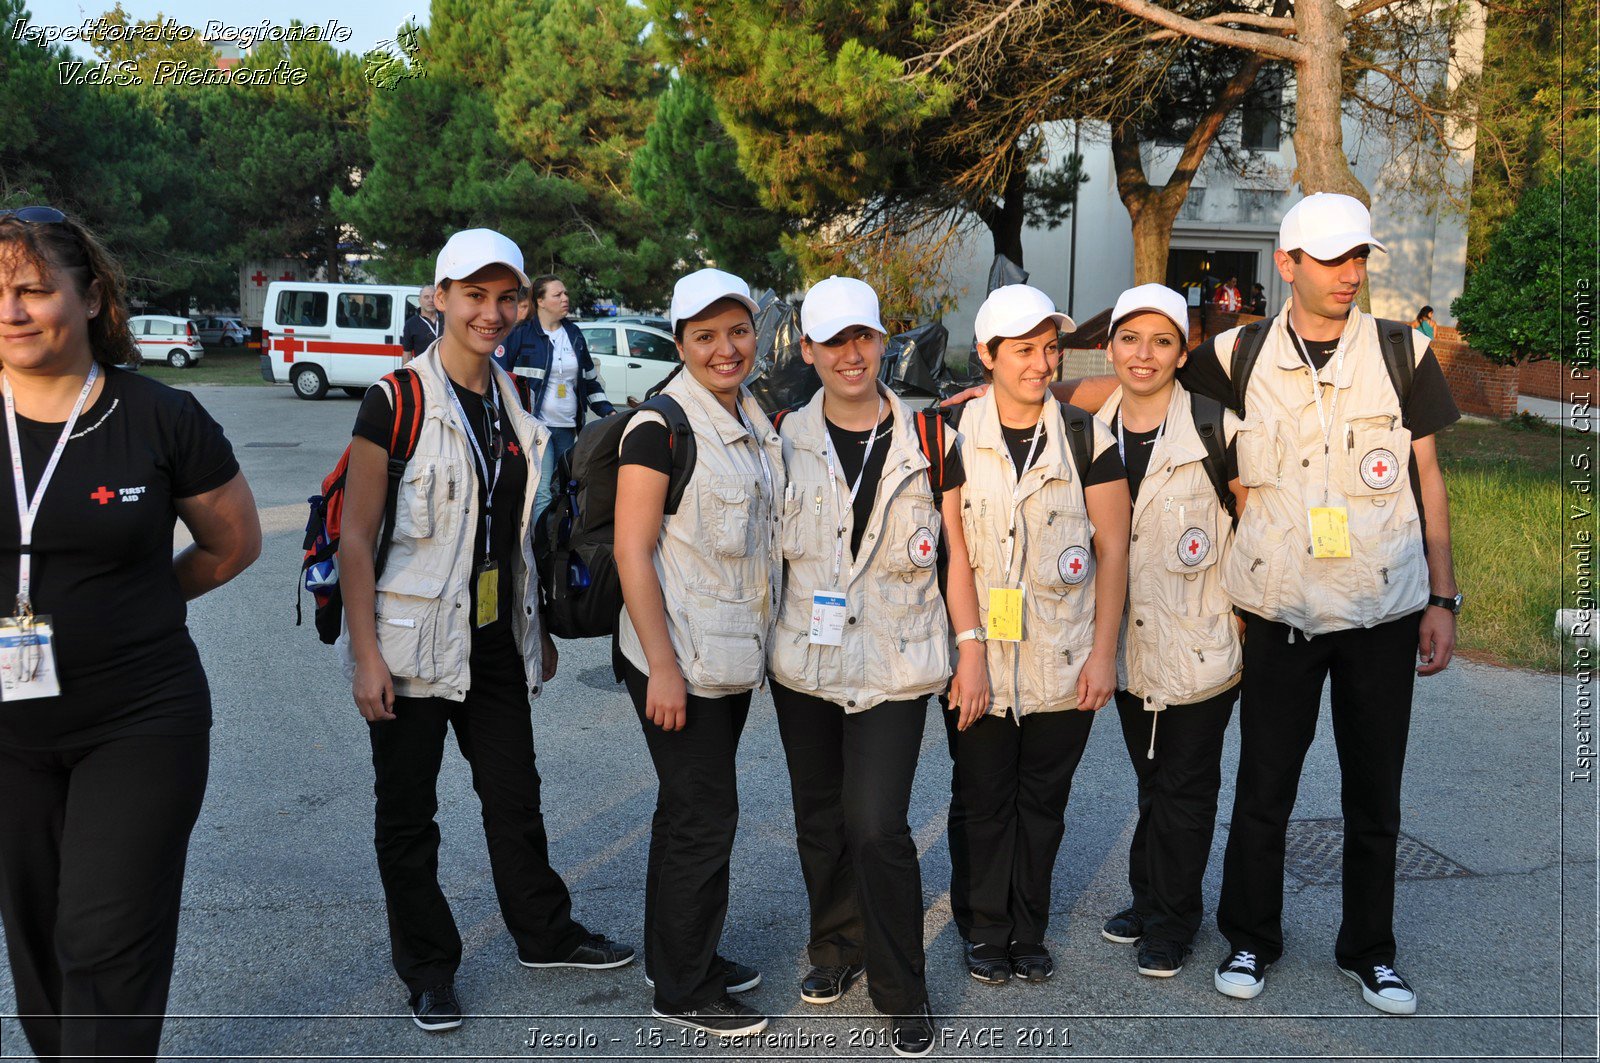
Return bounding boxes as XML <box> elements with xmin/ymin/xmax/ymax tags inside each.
<box><xmin>1228</xmin><ymin>951</ymin><xmax>1259</xmax><ymax>973</ymax></box>
<box><xmin>1374</xmin><ymin>965</ymin><xmax>1403</xmax><ymax>986</ymax></box>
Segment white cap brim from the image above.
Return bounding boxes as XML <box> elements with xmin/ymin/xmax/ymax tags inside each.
<box><xmin>1291</xmin><ymin>231</ymin><xmax>1388</xmax><ymax>260</ymax></box>
<box><xmin>435</xmin><ymin>258</ymin><xmax>531</xmax><ymax>287</ymax></box>
<box><xmin>805</xmin><ymin>311</ymin><xmax>886</xmax><ymax>342</ymax></box>
<box><xmin>983</xmin><ymin>310</ymin><xmax>1075</xmax><ymax>342</ymax></box>
<box><xmin>673</xmin><ymin>291</ymin><xmax>760</xmax><ymax>329</ymax></box>
<box><xmin>1111</xmin><ymin>305</ymin><xmax>1189</xmax><ymax>342</ymax></box>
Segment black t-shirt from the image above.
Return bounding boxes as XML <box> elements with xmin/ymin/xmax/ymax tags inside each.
<box><xmin>0</xmin><ymin>367</ymin><xmax>239</xmax><ymax>750</ymax></box>
<box><xmin>401</xmin><ymin>313</ymin><xmax>441</xmax><ymax>358</ymax></box>
<box><xmin>1178</xmin><ymin>324</ymin><xmax>1460</xmax><ymax>439</ymax></box>
<box><xmin>1109</xmin><ymin>412</ymin><xmax>1240</xmax><ymax>503</ymax></box>
<box><xmin>356</xmin><ymin>379</ymin><xmax>527</xmax><ymax>651</ymax></box>
<box><xmin>997</xmin><ymin>422</ymin><xmax>1126</xmax><ymax>487</ymax></box>
<box><xmin>825</xmin><ymin>414</ymin><xmax>966</xmax><ymax>558</ymax></box>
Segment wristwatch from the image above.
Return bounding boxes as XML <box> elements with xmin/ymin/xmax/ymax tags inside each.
<box><xmin>1427</xmin><ymin>592</ymin><xmax>1464</xmax><ymax>614</ymax></box>
<box><xmin>955</xmin><ymin>627</ymin><xmax>987</xmax><ymax>646</ymax></box>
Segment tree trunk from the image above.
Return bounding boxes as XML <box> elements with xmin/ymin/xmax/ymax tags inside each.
<box><xmin>1291</xmin><ymin>0</ymin><xmax>1370</xmax><ymax>204</ymax></box>
<box><xmin>986</xmin><ymin>165</ymin><xmax>1029</xmax><ymax>267</ymax></box>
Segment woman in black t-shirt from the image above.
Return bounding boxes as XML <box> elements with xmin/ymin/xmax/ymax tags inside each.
<box><xmin>339</xmin><ymin>230</ymin><xmax>632</xmax><ymax>1034</ymax></box>
<box><xmin>0</xmin><ymin>208</ymin><xmax>261</xmax><ymax>1061</ymax></box>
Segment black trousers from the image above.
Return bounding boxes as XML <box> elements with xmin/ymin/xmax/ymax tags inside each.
<box><xmin>0</xmin><ymin>731</ymin><xmax>209</xmax><ymax>1063</ymax></box>
<box><xmin>943</xmin><ymin>703</ymin><xmax>1095</xmax><ymax>947</ymax></box>
<box><xmin>1115</xmin><ymin>686</ymin><xmax>1237</xmax><ymax>947</ymax></box>
<box><xmin>771</xmin><ymin>683</ymin><xmax>928</xmax><ymax>1014</ymax></box>
<box><xmin>368</xmin><ymin>639</ymin><xmax>586</xmax><ymax>997</ymax></box>
<box><xmin>619</xmin><ymin>656</ymin><xmax>752</xmax><ymax>1013</ymax></box>
<box><xmin>1217</xmin><ymin>609</ymin><xmax>1422</xmax><ymax>967</ymax></box>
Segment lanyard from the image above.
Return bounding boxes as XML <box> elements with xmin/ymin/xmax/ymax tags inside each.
<box><xmin>1114</xmin><ymin>409</ymin><xmax>1165</xmax><ymax>466</ymax></box>
<box><xmin>822</xmin><ymin>394</ymin><xmax>885</xmax><ymax>585</ymax></box>
<box><xmin>445</xmin><ymin>380</ymin><xmax>503</xmax><ymax>549</ymax></box>
<box><xmin>4</xmin><ymin>364</ymin><xmax>99</xmax><ymax>616</ymax></box>
<box><xmin>999</xmin><ymin>404</ymin><xmax>1048</xmax><ymax>584</ymax></box>
<box><xmin>1289</xmin><ymin>329</ymin><xmax>1346</xmax><ymax>504</ymax></box>
<box><xmin>419</xmin><ymin>315</ymin><xmax>439</xmax><ymax>339</ymax></box>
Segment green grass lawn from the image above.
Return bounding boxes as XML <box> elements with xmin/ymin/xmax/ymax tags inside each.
<box><xmin>1437</xmin><ymin>414</ymin><xmax>1577</xmax><ymax>672</ymax></box>
<box><xmin>137</xmin><ymin>346</ymin><xmax>271</xmax><ymax>387</ymax></box>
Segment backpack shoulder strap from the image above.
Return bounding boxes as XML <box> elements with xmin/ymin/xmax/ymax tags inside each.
<box><xmin>1375</xmin><ymin>318</ymin><xmax>1415</xmax><ymax>415</ymax></box>
<box><xmin>639</xmin><ymin>394</ymin><xmax>697</xmax><ymax>516</ymax></box>
<box><xmin>914</xmin><ymin>406</ymin><xmax>948</xmax><ymax>505</ymax></box>
<box><xmin>1189</xmin><ymin>391</ymin><xmax>1235</xmax><ymax>519</ymax></box>
<box><xmin>374</xmin><ymin>368</ymin><xmax>423</xmax><ymax>576</ymax></box>
<box><xmin>1229</xmin><ymin>321</ymin><xmax>1269</xmax><ymax>415</ymax></box>
<box><xmin>1058</xmin><ymin>401</ymin><xmax>1094</xmax><ymax>484</ymax></box>
<box><xmin>770</xmin><ymin>405</ymin><xmax>795</xmax><ymax>433</ymax></box>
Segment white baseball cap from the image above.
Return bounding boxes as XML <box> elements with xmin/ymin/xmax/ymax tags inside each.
<box><xmin>1278</xmin><ymin>193</ymin><xmax>1388</xmax><ymax>259</ymax></box>
<box><xmin>434</xmin><ymin>228</ymin><xmax>530</xmax><ymax>287</ymax></box>
<box><xmin>670</xmin><ymin>268</ymin><xmax>760</xmax><ymax>330</ymax></box>
<box><xmin>801</xmin><ymin>276</ymin><xmax>887</xmax><ymax>341</ymax></box>
<box><xmin>974</xmin><ymin>284</ymin><xmax>1075</xmax><ymax>346</ymax></box>
<box><xmin>1110</xmin><ymin>283</ymin><xmax>1191</xmax><ymax>342</ymax></box>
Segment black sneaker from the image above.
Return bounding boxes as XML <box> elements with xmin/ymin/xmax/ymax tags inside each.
<box><xmin>1101</xmin><ymin>906</ymin><xmax>1145</xmax><ymax>944</ymax></box>
<box><xmin>1338</xmin><ymin>962</ymin><xmax>1417</xmax><ymax>1015</ymax></box>
<box><xmin>520</xmin><ymin>932</ymin><xmax>635</xmax><ymax>970</ymax></box>
<box><xmin>645</xmin><ymin>954</ymin><xmax>761</xmax><ymax>994</ymax></box>
<box><xmin>409</xmin><ymin>983</ymin><xmax>462</xmax><ymax>1031</ymax></box>
<box><xmin>1009</xmin><ymin>941</ymin><xmax>1054</xmax><ymax>982</ymax></box>
<box><xmin>1137</xmin><ymin>938</ymin><xmax>1191</xmax><ymax>978</ymax></box>
<box><xmin>652</xmin><ymin>993</ymin><xmax>768</xmax><ymax>1038</ymax></box>
<box><xmin>1214</xmin><ymin>949</ymin><xmax>1269</xmax><ymax>999</ymax></box>
<box><xmin>890</xmin><ymin>1003</ymin><xmax>936</xmax><ymax>1058</ymax></box>
<box><xmin>965</xmin><ymin>941</ymin><xmax>1011</xmax><ymax>984</ymax></box>
<box><xmin>800</xmin><ymin>963</ymin><xmax>865</xmax><ymax>1004</ymax></box>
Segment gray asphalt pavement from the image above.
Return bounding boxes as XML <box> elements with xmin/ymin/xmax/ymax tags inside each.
<box><xmin>0</xmin><ymin>382</ymin><xmax>1593</xmax><ymax>1062</ymax></box>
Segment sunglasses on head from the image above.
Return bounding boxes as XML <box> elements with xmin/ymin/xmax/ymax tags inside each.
<box><xmin>0</xmin><ymin>207</ymin><xmax>67</xmax><ymax>225</ymax></box>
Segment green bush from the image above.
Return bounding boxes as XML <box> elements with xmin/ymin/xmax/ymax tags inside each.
<box><xmin>1453</xmin><ymin>164</ymin><xmax>1599</xmax><ymax>365</ymax></box>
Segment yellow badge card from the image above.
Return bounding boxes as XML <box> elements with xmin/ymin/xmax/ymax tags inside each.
<box><xmin>987</xmin><ymin>587</ymin><xmax>1024</xmax><ymax>642</ymax></box>
<box><xmin>556</xmin><ymin>383</ymin><xmax>569</xmax><ymax>399</ymax></box>
<box><xmin>1308</xmin><ymin>506</ymin><xmax>1352</xmax><ymax>559</ymax></box>
<box><xmin>474</xmin><ymin>563</ymin><xmax>500</xmax><ymax>627</ymax></box>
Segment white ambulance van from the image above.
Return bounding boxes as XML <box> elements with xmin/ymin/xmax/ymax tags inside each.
<box><xmin>260</xmin><ymin>281</ymin><xmax>423</xmax><ymax>399</ymax></box>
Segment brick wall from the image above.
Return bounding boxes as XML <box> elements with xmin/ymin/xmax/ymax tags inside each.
<box><xmin>1517</xmin><ymin>357</ymin><xmax>1593</xmax><ymax>402</ymax></box>
<box><xmin>1430</xmin><ymin>335</ymin><xmax>1519</xmax><ymax>419</ymax></box>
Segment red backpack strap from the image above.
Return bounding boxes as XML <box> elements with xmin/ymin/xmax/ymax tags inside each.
<box><xmin>770</xmin><ymin>406</ymin><xmax>793</xmax><ymax>433</ymax></box>
<box><xmin>384</xmin><ymin>368</ymin><xmax>424</xmax><ymax>461</ymax></box>
<box><xmin>915</xmin><ymin>407</ymin><xmax>947</xmax><ymax>501</ymax></box>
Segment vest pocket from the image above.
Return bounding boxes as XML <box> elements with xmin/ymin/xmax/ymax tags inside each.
<box><xmin>1341</xmin><ymin>414</ymin><xmax>1411</xmax><ymax>499</ymax></box>
<box><xmin>1234</xmin><ymin>418</ymin><xmax>1279</xmax><ymax>489</ymax></box>
<box><xmin>1172</xmin><ymin>613</ymin><xmax>1242</xmax><ymax>701</ymax></box>
<box><xmin>1222</xmin><ymin>516</ymin><xmax>1288</xmax><ymax>614</ymax></box>
<box><xmin>880</xmin><ymin>504</ymin><xmax>942</xmax><ymax>604</ymax></box>
<box><xmin>770</xmin><ymin>600</ymin><xmax>820</xmax><ymax>690</ymax></box>
<box><xmin>374</xmin><ymin>587</ymin><xmax>441</xmax><ymax>682</ymax></box>
<box><xmin>685</xmin><ymin>607</ymin><xmax>765</xmax><ymax>689</ymax></box>
<box><xmin>709</xmin><ymin>483</ymin><xmax>753</xmax><ymax>558</ymax></box>
<box><xmin>1160</xmin><ymin>495</ymin><xmax>1222</xmax><ymax>576</ymax></box>
<box><xmin>1362</xmin><ymin>518</ymin><xmax>1428</xmax><ymax>624</ymax></box>
<box><xmin>395</xmin><ymin>463</ymin><xmax>437</xmax><ymax>539</ymax></box>
<box><xmin>780</xmin><ymin>485</ymin><xmax>813</xmax><ymax>560</ymax></box>
<box><xmin>1028</xmin><ymin>510</ymin><xmax>1095</xmax><ymax>624</ymax></box>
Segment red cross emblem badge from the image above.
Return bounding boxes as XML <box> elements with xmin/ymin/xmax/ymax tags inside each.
<box><xmin>1058</xmin><ymin>545</ymin><xmax>1091</xmax><ymax>585</ymax></box>
<box><xmin>907</xmin><ymin>526</ymin><xmax>937</xmax><ymax>569</ymax></box>
<box><xmin>1360</xmin><ymin>447</ymin><xmax>1400</xmax><ymax>490</ymax></box>
<box><xmin>1177</xmin><ymin>526</ymin><xmax>1211</xmax><ymax>567</ymax></box>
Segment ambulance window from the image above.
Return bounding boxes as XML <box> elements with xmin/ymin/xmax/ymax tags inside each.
<box><xmin>580</xmin><ymin>327</ymin><xmax>616</xmax><ymax>358</ymax></box>
<box><xmin>339</xmin><ymin>293</ymin><xmax>392</xmax><ymax>331</ymax></box>
<box><xmin>627</xmin><ymin>328</ymin><xmax>676</xmax><ymax>362</ymax></box>
<box><xmin>276</xmin><ymin>291</ymin><xmax>327</xmax><ymax>328</ymax></box>
<box><xmin>404</xmin><ymin>295</ymin><xmax>420</xmax><ymax>321</ymax></box>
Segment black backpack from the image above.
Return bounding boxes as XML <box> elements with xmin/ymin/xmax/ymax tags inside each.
<box><xmin>533</xmin><ymin>394</ymin><xmax>696</xmax><ymax>640</ymax></box>
<box><xmin>1189</xmin><ymin>391</ymin><xmax>1234</xmax><ymax>520</ymax></box>
<box><xmin>1229</xmin><ymin>317</ymin><xmax>1414</xmax><ymax>419</ymax></box>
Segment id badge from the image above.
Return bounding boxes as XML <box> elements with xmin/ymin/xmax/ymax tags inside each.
<box><xmin>987</xmin><ymin>586</ymin><xmax>1024</xmax><ymax>642</ymax></box>
<box><xmin>1308</xmin><ymin>506</ymin><xmax>1352</xmax><ymax>559</ymax></box>
<box><xmin>474</xmin><ymin>562</ymin><xmax>500</xmax><ymax>627</ymax></box>
<box><xmin>809</xmin><ymin>589</ymin><xmax>847</xmax><ymax>646</ymax></box>
<box><xmin>0</xmin><ymin>616</ymin><xmax>60</xmax><ymax>701</ymax></box>
<box><xmin>556</xmin><ymin>383</ymin><xmax>569</xmax><ymax>399</ymax></box>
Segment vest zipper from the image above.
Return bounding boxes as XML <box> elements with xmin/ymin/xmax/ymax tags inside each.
<box><xmin>1380</xmin><ymin>566</ymin><xmax>1390</xmax><ymax>585</ymax></box>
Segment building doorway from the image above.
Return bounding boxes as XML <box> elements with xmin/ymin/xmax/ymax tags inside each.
<box><xmin>1165</xmin><ymin>248</ymin><xmax>1260</xmax><ymax>307</ymax></box>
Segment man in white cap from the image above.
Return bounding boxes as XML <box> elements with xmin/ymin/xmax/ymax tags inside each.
<box><xmin>1039</xmin><ymin>192</ymin><xmax>1462</xmax><ymax>1014</ymax></box>
<box><xmin>1172</xmin><ymin>192</ymin><xmax>1461</xmax><ymax>1014</ymax></box>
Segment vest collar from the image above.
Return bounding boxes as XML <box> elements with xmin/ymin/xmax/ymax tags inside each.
<box><xmin>787</xmin><ymin>384</ymin><xmax>925</xmax><ymax>470</ymax></box>
<box><xmin>1270</xmin><ymin>300</ymin><xmax>1372</xmax><ymax>391</ymax></box>
<box><xmin>1099</xmin><ymin>379</ymin><xmax>1207</xmax><ymax>468</ymax></box>
<box><xmin>968</xmin><ymin>390</ymin><xmax>1073</xmax><ymax>484</ymax></box>
<box><xmin>664</xmin><ymin>368</ymin><xmax>770</xmax><ymax>446</ymax></box>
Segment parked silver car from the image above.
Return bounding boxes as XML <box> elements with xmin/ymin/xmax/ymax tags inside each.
<box><xmin>192</xmin><ymin>315</ymin><xmax>248</xmax><ymax>346</ymax></box>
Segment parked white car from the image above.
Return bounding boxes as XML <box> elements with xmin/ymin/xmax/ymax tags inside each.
<box><xmin>574</xmin><ymin>320</ymin><xmax>679</xmax><ymax>404</ymax></box>
<box><xmin>192</xmin><ymin>315</ymin><xmax>248</xmax><ymax>346</ymax></box>
<box><xmin>129</xmin><ymin>315</ymin><xmax>206</xmax><ymax>368</ymax></box>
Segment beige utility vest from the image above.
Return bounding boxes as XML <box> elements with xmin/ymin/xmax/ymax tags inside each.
<box><xmin>956</xmin><ymin>392</ymin><xmax>1115</xmax><ymax>716</ymax></box>
<box><xmin>1098</xmin><ymin>381</ymin><xmax>1242</xmax><ymax>713</ymax></box>
<box><xmin>1218</xmin><ymin>303</ymin><xmax>1430</xmax><ymax>635</ymax></box>
<box><xmin>339</xmin><ymin>343</ymin><xmax>550</xmax><ymax>701</ymax></box>
<box><xmin>616</xmin><ymin>370</ymin><xmax>786</xmax><ymax>697</ymax></box>
<box><xmin>769</xmin><ymin>387</ymin><xmax>951</xmax><ymax>711</ymax></box>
